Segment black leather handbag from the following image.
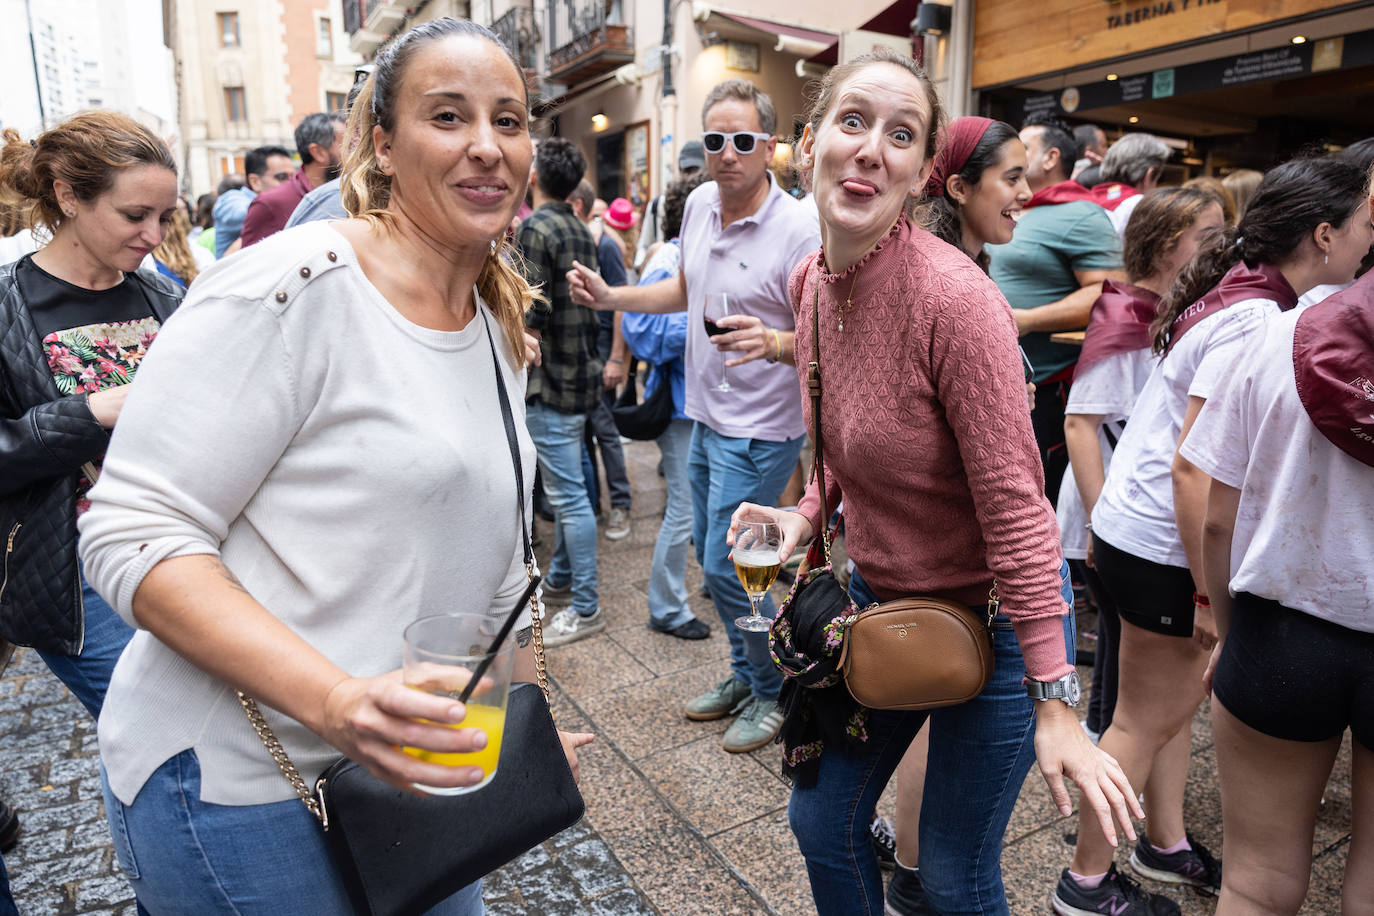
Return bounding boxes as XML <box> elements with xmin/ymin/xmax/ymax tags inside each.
<box><xmin>238</xmin><ymin>311</ymin><xmax>585</xmax><ymax>916</ymax></box>
<box><xmin>611</xmin><ymin>360</ymin><xmax>674</xmax><ymax>440</ymax></box>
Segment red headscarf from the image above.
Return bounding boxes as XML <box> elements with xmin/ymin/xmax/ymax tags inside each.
<box><xmin>1165</xmin><ymin>260</ymin><xmax>1298</xmax><ymax>355</ymax></box>
<box><xmin>1293</xmin><ymin>270</ymin><xmax>1374</xmax><ymax>468</ymax></box>
<box><xmin>1075</xmin><ymin>280</ymin><xmax>1160</xmax><ymax>378</ymax></box>
<box><xmin>925</xmin><ymin>117</ymin><xmax>995</xmax><ymax>199</ymax></box>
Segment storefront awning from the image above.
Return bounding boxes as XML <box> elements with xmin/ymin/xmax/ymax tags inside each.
<box><xmin>806</xmin><ymin>0</ymin><xmax>918</xmax><ymax>66</ymax></box>
<box><xmin>695</xmin><ymin>6</ymin><xmax>837</xmax><ymax>58</ymax></box>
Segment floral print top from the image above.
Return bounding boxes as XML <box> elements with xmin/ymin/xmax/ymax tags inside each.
<box><xmin>44</xmin><ymin>317</ymin><xmax>161</xmax><ymax>513</ymax></box>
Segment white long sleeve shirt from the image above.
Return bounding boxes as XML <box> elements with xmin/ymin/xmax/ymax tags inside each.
<box><xmin>80</xmin><ymin>222</ymin><xmax>535</xmax><ymax>806</ymax></box>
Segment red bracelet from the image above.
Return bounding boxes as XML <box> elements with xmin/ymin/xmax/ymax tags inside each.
<box><xmin>1193</xmin><ymin>592</ymin><xmax>1210</xmax><ymax>607</ymax></box>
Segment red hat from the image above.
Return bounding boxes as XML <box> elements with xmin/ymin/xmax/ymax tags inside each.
<box><xmin>604</xmin><ymin>197</ymin><xmax>638</xmax><ymax>230</ymax></box>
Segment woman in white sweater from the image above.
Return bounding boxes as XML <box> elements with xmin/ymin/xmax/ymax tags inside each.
<box><xmin>78</xmin><ymin>19</ymin><xmax>591</xmax><ymax>914</ymax></box>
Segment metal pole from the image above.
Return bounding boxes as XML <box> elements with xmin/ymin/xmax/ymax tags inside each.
<box><xmin>24</xmin><ymin>0</ymin><xmax>47</xmax><ymax>128</ymax></box>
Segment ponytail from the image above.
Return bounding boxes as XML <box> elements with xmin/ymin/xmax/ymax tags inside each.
<box><xmin>1153</xmin><ymin>156</ymin><xmax>1368</xmax><ymax>355</ymax></box>
<box><xmin>1150</xmin><ymin>226</ymin><xmax>1241</xmax><ymax>354</ymax></box>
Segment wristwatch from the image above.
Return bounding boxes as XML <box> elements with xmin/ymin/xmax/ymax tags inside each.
<box><xmin>1025</xmin><ymin>670</ymin><xmax>1081</xmax><ymax>707</ymax></box>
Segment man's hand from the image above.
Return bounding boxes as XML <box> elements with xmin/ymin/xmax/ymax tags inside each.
<box><xmin>602</xmin><ymin>359</ymin><xmax>626</xmax><ymax>390</ymax></box>
<box><xmin>712</xmin><ymin>314</ymin><xmax>774</xmax><ymax>367</ymax></box>
<box><xmin>567</xmin><ymin>261</ymin><xmax>615</xmax><ymax>310</ymax></box>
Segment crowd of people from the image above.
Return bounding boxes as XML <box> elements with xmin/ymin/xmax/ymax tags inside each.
<box><xmin>0</xmin><ymin>14</ymin><xmax>1370</xmax><ymax>916</ymax></box>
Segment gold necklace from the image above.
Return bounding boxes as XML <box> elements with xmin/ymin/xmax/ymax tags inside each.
<box><xmin>835</xmin><ymin>271</ymin><xmax>860</xmax><ymax>332</ymax></box>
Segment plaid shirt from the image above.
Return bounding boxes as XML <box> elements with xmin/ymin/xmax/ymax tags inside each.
<box><xmin>517</xmin><ymin>201</ymin><xmax>602</xmax><ymax>413</ymax></box>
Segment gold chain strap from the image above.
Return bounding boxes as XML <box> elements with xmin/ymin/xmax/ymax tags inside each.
<box><xmin>235</xmin><ymin>691</ymin><xmax>326</xmax><ymax>825</ymax></box>
<box><xmin>526</xmin><ymin>563</ymin><xmax>553</xmax><ymax>725</ymax></box>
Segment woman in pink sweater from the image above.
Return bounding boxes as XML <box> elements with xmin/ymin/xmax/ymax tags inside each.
<box><xmin>730</xmin><ymin>51</ymin><xmax>1138</xmax><ymax>915</ymax></box>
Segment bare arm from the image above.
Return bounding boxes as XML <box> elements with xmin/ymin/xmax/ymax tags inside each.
<box><xmin>1201</xmin><ymin>480</ymin><xmax>1240</xmax><ymax>641</ymax></box>
<box><xmin>1013</xmin><ymin>270</ymin><xmax>1126</xmax><ymax>336</ymax></box>
<box><xmin>1064</xmin><ymin>413</ymin><xmax>1108</xmax><ymax>513</ymax></box>
<box><xmin>568</xmin><ymin>261</ymin><xmax>687</xmax><ymax>314</ymax></box>
<box><xmin>1173</xmin><ymin>395</ymin><xmax>1218</xmax><ymax>648</ymax></box>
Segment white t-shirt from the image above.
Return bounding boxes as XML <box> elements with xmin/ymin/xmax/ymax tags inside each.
<box><xmin>1106</xmin><ymin>194</ymin><xmax>1142</xmax><ymax>238</ymax></box>
<box><xmin>1092</xmin><ymin>296</ymin><xmax>1284</xmax><ymax>567</ymax></box>
<box><xmin>1056</xmin><ymin>347</ymin><xmax>1154</xmax><ymax>558</ymax></box>
<box><xmin>1181</xmin><ymin>309</ymin><xmax>1374</xmax><ymax>633</ymax></box>
<box><xmin>1298</xmin><ymin>282</ymin><xmax>1350</xmax><ymax>308</ymax></box>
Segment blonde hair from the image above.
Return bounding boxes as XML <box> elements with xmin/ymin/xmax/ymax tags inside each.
<box><xmin>339</xmin><ymin>18</ymin><xmax>537</xmax><ymax>367</ymax></box>
<box><xmin>152</xmin><ymin>207</ymin><xmax>198</xmax><ymax>285</ymax></box>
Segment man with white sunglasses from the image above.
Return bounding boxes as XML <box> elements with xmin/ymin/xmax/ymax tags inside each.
<box><xmin>568</xmin><ymin>78</ymin><xmax>819</xmax><ymax>754</ymax></box>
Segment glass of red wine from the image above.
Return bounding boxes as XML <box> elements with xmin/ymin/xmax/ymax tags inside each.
<box><xmin>703</xmin><ymin>293</ymin><xmax>732</xmax><ymax>392</ymax></box>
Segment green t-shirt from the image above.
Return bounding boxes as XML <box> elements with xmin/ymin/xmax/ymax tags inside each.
<box><xmin>987</xmin><ymin>200</ymin><xmax>1120</xmax><ymax>382</ymax></box>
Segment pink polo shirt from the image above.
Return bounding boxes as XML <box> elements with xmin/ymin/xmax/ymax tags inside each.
<box><xmin>679</xmin><ymin>176</ymin><xmax>820</xmax><ymax>442</ymax></box>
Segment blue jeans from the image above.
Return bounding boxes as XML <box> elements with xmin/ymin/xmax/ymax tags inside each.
<box><xmin>36</xmin><ymin>570</ymin><xmax>135</xmax><ymax>720</ymax></box>
<box><xmin>527</xmin><ymin>402</ymin><xmax>599</xmax><ymax>614</ymax></box>
<box><xmin>688</xmin><ymin>424</ymin><xmax>803</xmax><ymax>702</ymax></box>
<box><xmin>0</xmin><ymin>850</ymin><xmax>16</xmax><ymax>916</ymax></box>
<box><xmin>647</xmin><ymin>418</ymin><xmax>695</xmax><ymax>629</ymax></box>
<box><xmin>789</xmin><ymin>566</ymin><xmax>1076</xmax><ymax>916</ymax></box>
<box><xmin>101</xmin><ymin>750</ymin><xmax>483</xmax><ymax>915</ymax></box>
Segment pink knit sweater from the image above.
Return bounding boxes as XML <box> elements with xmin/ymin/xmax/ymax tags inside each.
<box><xmin>792</xmin><ymin>219</ymin><xmax>1072</xmax><ymax>681</ymax></box>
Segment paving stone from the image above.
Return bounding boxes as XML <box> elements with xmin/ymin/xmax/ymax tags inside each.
<box><xmin>504</xmin><ymin>843</ymin><xmax>552</xmax><ymax>875</ymax></box>
<box><xmin>71</xmin><ymin>871</ymin><xmax>136</xmax><ymax>910</ymax></box>
<box><xmin>8</xmin><ymin>848</ymin><xmax>106</xmax><ymax>895</ymax></box>
<box><xmin>512</xmin><ymin>862</ymin><xmax>585</xmax><ymax>916</ymax></box>
<box><xmin>49</xmin><ymin>756</ymin><xmax>99</xmax><ymax>785</ymax></box>
<box><xmin>10</xmin><ymin>799</ymin><xmax>102</xmax><ymax>836</ymax></box>
<box><xmin>8</xmin><ymin>827</ymin><xmax>69</xmax><ymax>863</ymax></box>
<box><xmin>483</xmin><ymin>902</ymin><xmax>528</xmax><ymax>916</ymax></box>
<box><xmin>591</xmin><ymin>886</ymin><xmax>659</xmax><ymax>916</ymax></box>
<box><xmin>561</xmin><ymin>838</ymin><xmax>630</xmax><ymax>896</ymax></box>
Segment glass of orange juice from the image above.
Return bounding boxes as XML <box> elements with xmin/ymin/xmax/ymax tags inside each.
<box><xmin>401</xmin><ymin>613</ymin><xmax>514</xmax><ymax>795</ymax></box>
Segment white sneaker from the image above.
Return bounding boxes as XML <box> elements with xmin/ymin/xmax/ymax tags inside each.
<box><xmin>604</xmin><ymin>507</ymin><xmax>631</xmax><ymax>541</ymax></box>
<box><xmin>543</xmin><ymin>607</ymin><xmax>605</xmax><ymax>647</ymax></box>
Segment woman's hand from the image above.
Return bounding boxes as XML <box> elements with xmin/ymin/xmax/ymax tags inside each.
<box><xmin>712</xmin><ymin>314</ymin><xmax>773</xmax><ymax>367</ymax></box>
<box><xmin>558</xmin><ymin>729</ymin><xmax>595</xmax><ymax>783</ymax></box>
<box><xmin>567</xmin><ymin>261</ymin><xmax>615</xmax><ymax>311</ymax></box>
<box><xmin>1033</xmin><ymin>699</ymin><xmax>1142</xmax><ymax>847</ymax></box>
<box><xmin>523</xmin><ymin>330</ymin><xmax>542</xmax><ymax>367</ymax></box>
<box><xmin>87</xmin><ymin>385</ymin><xmax>130</xmax><ymax>429</ymax></box>
<box><xmin>1026</xmin><ymin>382</ymin><xmax>1036</xmax><ymax>412</ymax></box>
<box><xmin>727</xmin><ymin>502</ymin><xmax>815</xmax><ymax>564</ymax></box>
<box><xmin>1192</xmin><ymin>601</ymin><xmax>1218</xmax><ymax>651</ymax></box>
<box><xmin>1202</xmin><ymin>640</ymin><xmax>1223</xmax><ymax>696</ymax></box>
<box><xmin>318</xmin><ymin>671</ymin><xmax>496</xmax><ymax>795</ymax></box>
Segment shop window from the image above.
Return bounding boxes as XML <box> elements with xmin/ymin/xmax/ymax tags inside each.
<box><xmin>218</xmin><ymin>12</ymin><xmax>240</xmax><ymax>48</ymax></box>
<box><xmin>224</xmin><ymin>86</ymin><xmax>247</xmax><ymax>122</ymax></box>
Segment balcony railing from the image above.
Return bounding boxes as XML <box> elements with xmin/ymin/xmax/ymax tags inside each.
<box><xmin>547</xmin><ymin>0</ymin><xmax>633</xmax><ymax>86</ymax></box>
<box><xmin>343</xmin><ymin>0</ymin><xmax>363</xmax><ymax>37</ymax></box>
<box><xmin>492</xmin><ymin>6</ymin><xmax>541</xmax><ymax>74</ymax></box>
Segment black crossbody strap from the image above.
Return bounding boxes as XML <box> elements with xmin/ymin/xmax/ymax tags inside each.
<box><xmin>481</xmin><ymin>310</ymin><xmax>534</xmax><ymax>569</ymax></box>
<box><xmin>809</xmin><ymin>285</ymin><xmax>831</xmax><ymax>563</ymax></box>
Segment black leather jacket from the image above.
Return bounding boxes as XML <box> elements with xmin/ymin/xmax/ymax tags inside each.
<box><xmin>0</xmin><ymin>258</ymin><xmax>182</xmax><ymax>654</ymax></box>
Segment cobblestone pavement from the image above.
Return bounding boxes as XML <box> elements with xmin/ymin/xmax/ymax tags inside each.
<box><xmin>0</xmin><ymin>651</ymin><xmax>652</xmax><ymax>914</ymax></box>
<box><xmin>0</xmin><ymin>438</ymin><xmax>1354</xmax><ymax>914</ymax></box>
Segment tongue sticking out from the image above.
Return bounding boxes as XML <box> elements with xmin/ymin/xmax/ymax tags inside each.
<box><xmin>842</xmin><ymin>179</ymin><xmax>877</xmax><ymax>197</ymax></box>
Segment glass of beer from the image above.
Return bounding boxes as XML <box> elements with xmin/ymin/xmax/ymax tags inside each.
<box><xmin>732</xmin><ymin>513</ymin><xmax>783</xmax><ymax>632</ymax></box>
<box><xmin>402</xmin><ymin>613</ymin><xmax>514</xmax><ymax>795</ymax></box>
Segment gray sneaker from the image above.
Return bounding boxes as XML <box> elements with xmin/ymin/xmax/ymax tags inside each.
<box><xmin>543</xmin><ymin>607</ymin><xmax>605</xmax><ymax>647</ymax></box>
<box><xmin>722</xmin><ymin>696</ymin><xmax>784</xmax><ymax>753</ymax></box>
<box><xmin>683</xmin><ymin>676</ymin><xmax>751</xmax><ymax>721</ymax></box>
<box><xmin>541</xmin><ymin>579</ymin><xmax>572</xmax><ymax>606</ymax></box>
<box><xmin>604</xmin><ymin>507</ymin><xmax>631</xmax><ymax>540</ymax></box>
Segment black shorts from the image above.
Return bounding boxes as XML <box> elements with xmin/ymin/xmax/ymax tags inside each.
<box><xmin>1090</xmin><ymin>534</ymin><xmax>1195</xmax><ymax>638</ymax></box>
<box><xmin>1212</xmin><ymin>592</ymin><xmax>1374</xmax><ymax>750</ymax></box>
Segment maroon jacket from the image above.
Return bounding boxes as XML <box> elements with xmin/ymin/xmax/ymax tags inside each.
<box><xmin>240</xmin><ymin>168</ymin><xmax>314</xmax><ymax>247</ymax></box>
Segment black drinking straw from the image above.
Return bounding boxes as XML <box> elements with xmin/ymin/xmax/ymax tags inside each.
<box><xmin>457</xmin><ymin>574</ymin><xmax>542</xmax><ymax>704</ymax></box>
